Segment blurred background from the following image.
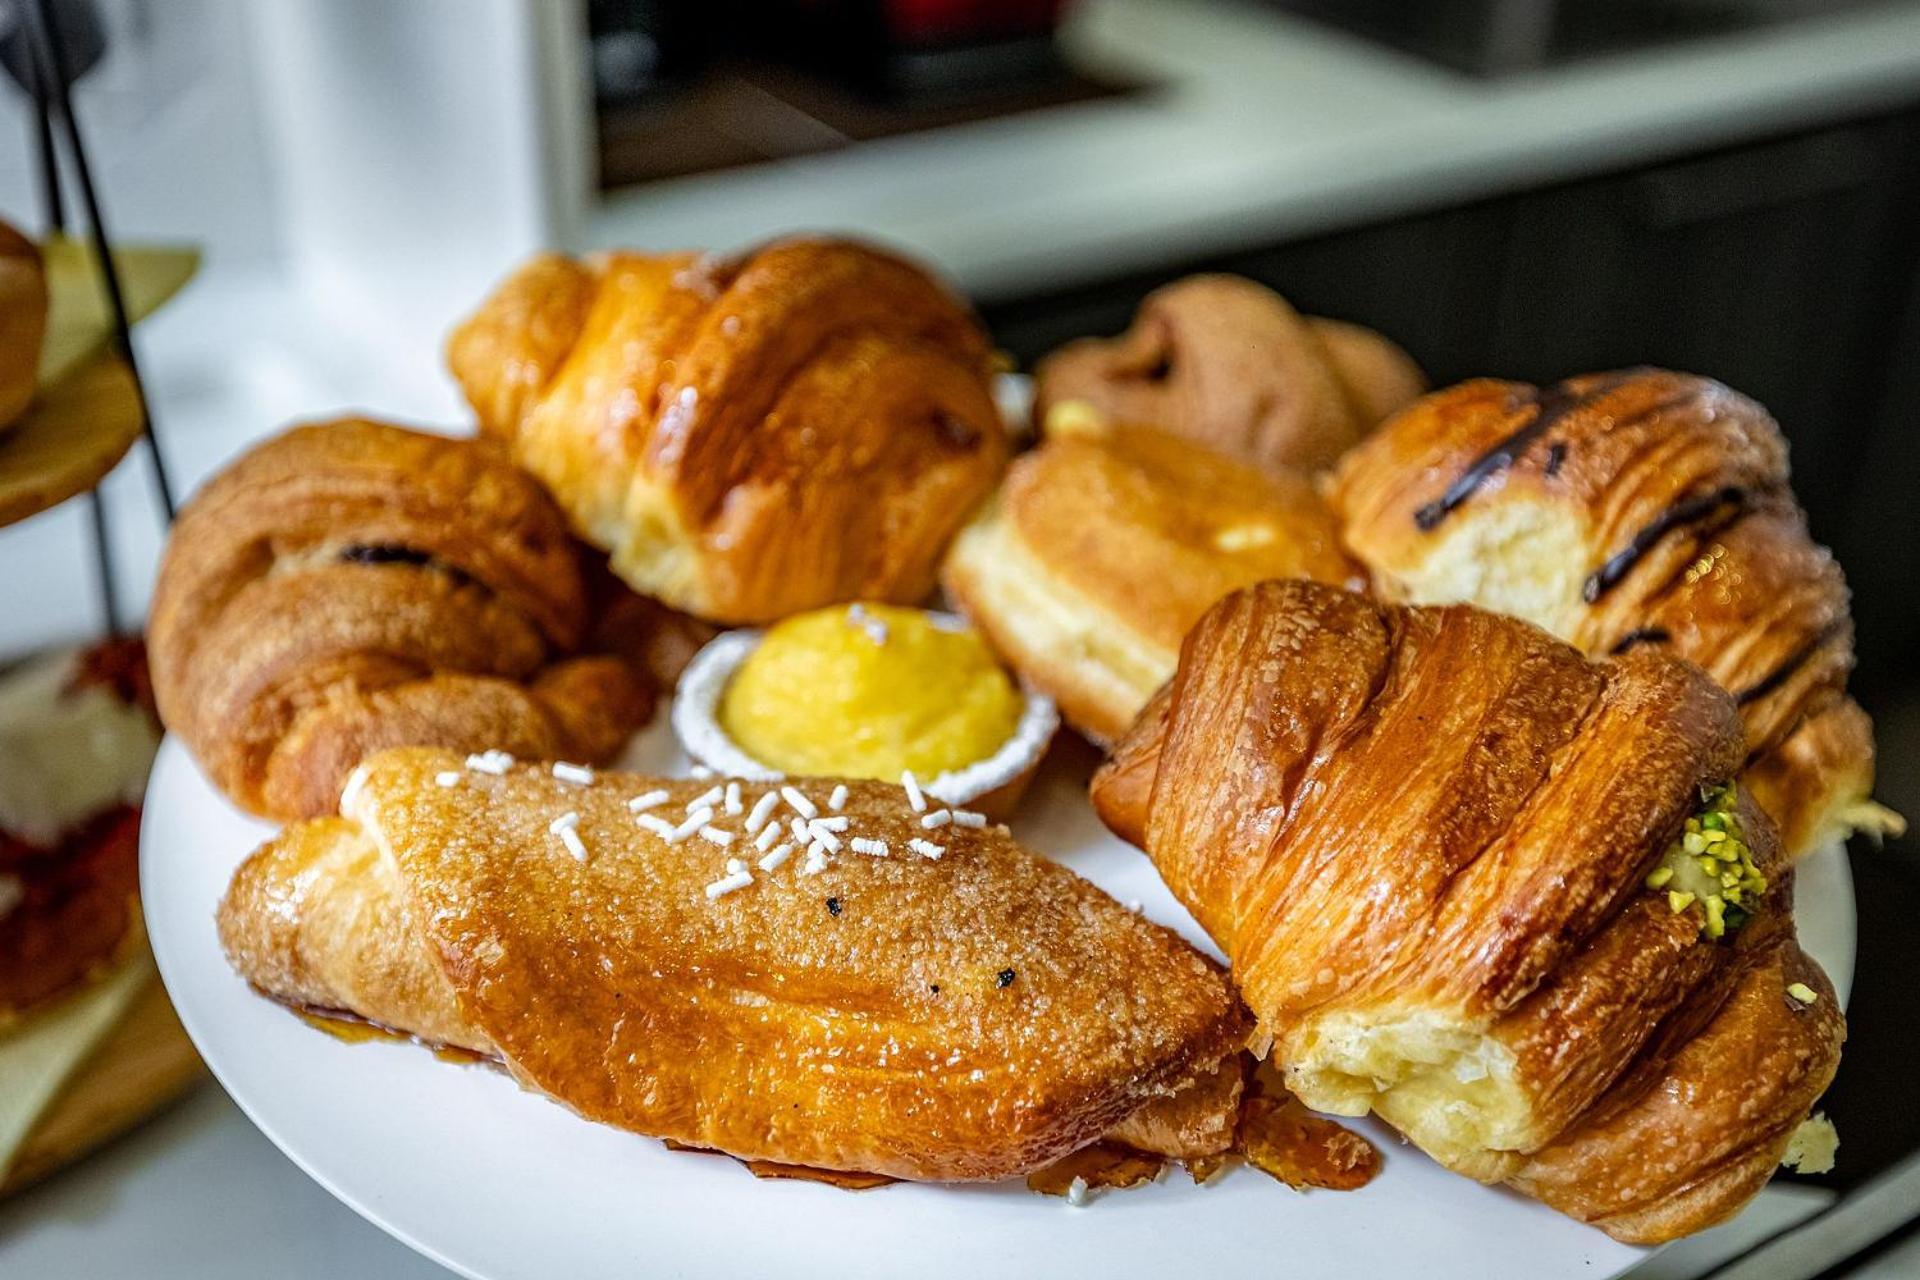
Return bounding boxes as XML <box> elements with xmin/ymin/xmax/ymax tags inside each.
<box><xmin>0</xmin><ymin>0</ymin><xmax>1915</xmax><ymax>1276</ymax></box>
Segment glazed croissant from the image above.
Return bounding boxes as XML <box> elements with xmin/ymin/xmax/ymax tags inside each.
<box><xmin>1033</xmin><ymin>274</ymin><xmax>1426</xmax><ymax>472</ymax></box>
<box><xmin>1332</xmin><ymin>369</ymin><xmax>1894</xmax><ymax>858</ymax></box>
<box><xmin>219</xmin><ymin>748</ymin><xmax>1248</xmax><ymax>1182</ymax></box>
<box><xmin>447</xmin><ymin>238</ymin><xmax>1008</xmax><ymax>625</ymax></box>
<box><xmin>150</xmin><ymin>420</ymin><xmax>654</xmax><ymax>822</ymax></box>
<box><xmin>1091</xmin><ymin>581</ymin><xmax>1843</xmax><ymax>1243</ymax></box>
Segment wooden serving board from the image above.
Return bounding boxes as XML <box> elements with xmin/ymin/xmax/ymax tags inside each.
<box><xmin>0</xmin><ymin>973</ymin><xmax>204</xmax><ymax>1197</ymax></box>
<box><xmin>0</xmin><ymin>357</ymin><xmax>144</xmax><ymax>529</ymax></box>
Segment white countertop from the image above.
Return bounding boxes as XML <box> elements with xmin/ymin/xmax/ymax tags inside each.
<box><xmin>591</xmin><ymin>0</ymin><xmax>1920</xmax><ymax>300</ymax></box>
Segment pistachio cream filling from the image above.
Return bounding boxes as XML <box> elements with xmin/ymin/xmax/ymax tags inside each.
<box><xmin>1645</xmin><ymin>783</ymin><xmax>1767</xmax><ymax>940</ymax></box>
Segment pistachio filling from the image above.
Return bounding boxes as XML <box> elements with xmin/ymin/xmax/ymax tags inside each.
<box><xmin>1645</xmin><ymin>783</ymin><xmax>1766</xmax><ymax>940</ymax></box>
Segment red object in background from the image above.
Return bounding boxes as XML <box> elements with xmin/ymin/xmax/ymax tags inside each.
<box><xmin>884</xmin><ymin>0</ymin><xmax>1071</xmax><ymax>44</ymax></box>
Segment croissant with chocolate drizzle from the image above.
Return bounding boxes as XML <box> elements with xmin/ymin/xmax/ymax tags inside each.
<box><xmin>1332</xmin><ymin>368</ymin><xmax>1900</xmax><ymax>859</ymax></box>
<box><xmin>1091</xmin><ymin>580</ymin><xmax>1843</xmax><ymax>1244</ymax></box>
<box><xmin>150</xmin><ymin>420</ymin><xmax>654</xmax><ymax>821</ymax></box>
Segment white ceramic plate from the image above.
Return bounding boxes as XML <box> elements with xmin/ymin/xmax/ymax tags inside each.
<box><xmin>141</xmin><ymin>716</ymin><xmax>1856</xmax><ymax>1280</ymax></box>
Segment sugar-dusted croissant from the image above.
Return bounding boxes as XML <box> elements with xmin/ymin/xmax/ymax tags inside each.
<box><xmin>0</xmin><ymin>219</ymin><xmax>47</xmax><ymax>435</ymax></box>
<box><xmin>219</xmin><ymin>748</ymin><xmax>1249</xmax><ymax>1181</ymax></box>
<box><xmin>1091</xmin><ymin>581</ymin><xmax>1843</xmax><ymax>1243</ymax></box>
<box><xmin>150</xmin><ymin>420</ymin><xmax>654</xmax><ymax>822</ymax></box>
<box><xmin>447</xmin><ymin>238</ymin><xmax>1008</xmax><ymax>625</ymax></box>
<box><xmin>942</xmin><ymin>419</ymin><xmax>1363</xmax><ymax>747</ymax></box>
<box><xmin>1033</xmin><ymin>275</ymin><xmax>1425</xmax><ymax>472</ymax></box>
<box><xmin>1332</xmin><ymin>368</ymin><xmax>1897</xmax><ymax>858</ymax></box>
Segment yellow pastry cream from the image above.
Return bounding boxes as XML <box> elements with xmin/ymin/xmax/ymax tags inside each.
<box><xmin>718</xmin><ymin>604</ymin><xmax>1024</xmax><ymax>781</ymax></box>
<box><xmin>1645</xmin><ymin>783</ymin><xmax>1767</xmax><ymax>940</ymax></box>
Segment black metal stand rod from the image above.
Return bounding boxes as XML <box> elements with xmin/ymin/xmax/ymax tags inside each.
<box><xmin>23</xmin><ymin>0</ymin><xmax>177</xmax><ymax>525</ymax></box>
<box><xmin>24</xmin><ymin>34</ymin><xmax>120</xmax><ymax>636</ymax></box>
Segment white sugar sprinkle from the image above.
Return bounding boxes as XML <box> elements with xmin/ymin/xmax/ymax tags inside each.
<box><xmin>850</xmin><ymin>837</ymin><xmax>889</xmax><ymax>857</ymax></box>
<box><xmin>828</xmin><ymin>784</ymin><xmax>849</xmax><ymax>812</ymax></box>
<box><xmin>1066</xmin><ymin>1176</ymin><xmax>1090</xmax><ymax>1207</ymax></box>
<box><xmin>908</xmin><ymin>838</ymin><xmax>945</xmax><ymax>860</ymax></box>
<box><xmin>552</xmin><ymin>761</ymin><xmax>595</xmax><ymax>786</ymax></box>
<box><xmin>744</xmin><ymin>790</ymin><xmax>780</xmax><ymax>834</ymax></box>
<box><xmin>780</xmin><ymin>786</ymin><xmax>818</xmax><ymax>819</ymax></box>
<box><xmin>628</xmin><ymin>789</ymin><xmax>671</xmax><ymax>812</ymax></box>
<box><xmin>690</xmin><ymin>765</ymin><xmax>715</xmax><ymax>779</ymax></box>
<box><xmin>558</xmin><ymin>826</ymin><xmax>589</xmax><ymax>862</ymax></box>
<box><xmin>670</xmin><ymin>809</ymin><xmax>712</xmax><ymax>843</ymax></box>
<box><xmin>466</xmin><ymin>750</ymin><xmax>514</xmax><ymax>775</ymax></box>
<box><xmin>699</xmin><ymin>826</ymin><xmax>734</xmax><ymax>847</ymax></box>
<box><xmin>951</xmin><ymin>810</ymin><xmax>987</xmax><ymax>828</ymax></box>
<box><xmin>1125</xmin><ymin>899</ymin><xmax>1143</xmax><ymax>913</ymax></box>
<box><xmin>802</xmin><ymin>850</ymin><xmax>829</xmax><ymax>876</ymax></box>
<box><xmin>688</xmin><ymin>785</ymin><xmax>724</xmax><ymax>812</ymax></box>
<box><xmin>549</xmin><ymin>810</ymin><xmax>580</xmax><ymax>835</ymax></box>
<box><xmin>790</xmin><ymin>816</ymin><xmax>813</xmax><ymax>845</ymax></box>
<box><xmin>901</xmin><ymin>771</ymin><xmax>926</xmax><ymax>812</ymax></box>
<box><xmin>725</xmin><ymin>858</ymin><xmax>747</xmax><ymax>875</ymax></box>
<box><xmin>723</xmin><ymin>782</ymin><xmax>743</xmax><ymax>815</ymax></box>
<box><xmin>807</xmin><ymin>822</ymin><xmax>843</xmax><ymax>852</ymax></box>
<box><xmin>705</xmin><ymin>871</ymin><xmax>752</xmax><ymax>899</ymax></box>
<box><xmin>758</xmin><ymin>843</ymin><xmax>793</xmax><ymax>872</ymax></box>
<box><xmin>811</xmin><ymin>815</ymin><xmax>849</xmax><ymax>832</ymax></box>
<box><xmin>920</xmin><ymin>809</ymin><xmax>952</xmax><ymax>829</ymax></box>
<box><xmin>637</xmin><ymin>814</ymin><xmax>677</xmax><ymax>839</ymax></box>
<box><xmin>847</xmin><ymin>603</ymin><xmax>889</xmax><ymax>645</ymax></box>
<box><xmin>755</xmin><ymin>821</ymin><xmax>781</xmax><ymax>851</ymax></box>
<box><xmin>435</xmin><ymin>771</ymin><xmax>462</xmax><ymax>788</ymax></box>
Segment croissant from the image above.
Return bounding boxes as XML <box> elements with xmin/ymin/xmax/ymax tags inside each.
<box><xmin>150</xmin><ymin>420</ymin><xmax>654</xmax><ymax>822</ymax></box>
<box><xmin>942</xmin><ymin>419</ymin><xmax>1363</xmax><ymax>747</ymax></box>
<box><xmin>1090</xmin><ymin>580</ymin><xmax>1843</xmax><ymax>1243</ymax></box>
<box><xmin>0</xmin><ymin>220</ymin><xmax>46</xmax><ymax>435</ymax></box>
<box><xmin>218</xmin><ymin>748</ymin><xmax>1249</xmax><ymax>1181</ymax></box>
<box><xmin>1332</xmin><ymin>368</ymin><xmax>1895</xmax><ymax>858</ymax></box>
<box><xmin>447</xmin><ymin>238</ymin><xmax>1008</xmax><ymax>625</ymax></box>
<box><xmin>1033</xmin><ymin>275</ymin><xmax>1425</xmax><ymax>472</ymax></box>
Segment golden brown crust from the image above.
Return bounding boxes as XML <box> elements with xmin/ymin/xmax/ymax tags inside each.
<box><xmin>150</xmin><ymin>420</ymin><xmax>655</xmax><ymax>821</ymax></box>
<box><xmin>0</xmin><ymin>220</ymin><xmax>47</xmax><ymax>434</ymax></box>
<box><xmin>1089</xmin><ymin>580</ymin><xmax>1843</xmax><ymax>1242</ymax></box>
<box><xmin>1032</xmin><ymin>275</ymin><xmax>1424</xmax><ymax>472</ymax></box>
<box><xmin>447</xmin><ymin>238</ymin><xmax>1008</xmax><ymax>624</ymax></box>
<box><xmin>941</xmin><ymin>422</ymin><xmax>1363</xmax><ymax>746</ymax></box>
<box><xmin>1331</xmin><ymin>369</ymin><xmax>1872</xmax><ymax>857</ymax></box>
<box><xmin>219</xmin><ymin>749</ymin><xmax>1248</xmax><ymax>1182</ymax></box>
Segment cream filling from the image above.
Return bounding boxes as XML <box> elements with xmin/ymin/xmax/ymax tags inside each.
<box><xmin>670</xmin><ymin>619</ymin><xmax>1057</xmax><ymax>807</ymax></box>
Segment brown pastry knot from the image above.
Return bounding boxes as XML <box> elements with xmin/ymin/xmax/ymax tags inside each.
<box><xmin>1033</xmin><ymin>274</ymin><xmax>1425</xmax><ymax>472</ymax></box>
<box><xmin>150</xmin><ymin>419</ymin><xmax>654</xmax><ymax>821</ymax></box>
<box><xmin>447</xmin><ymin>237</ymin><xmax>1008</xmax><ymax>624</ymax></box>
<box><xmin>1091</xmin><ymin>580</ymin><xmax>1843</xmax><ymax>1243</ymax></box>
<box><xmin>1332</xmin><ymin>368</ymin><xmax>1892</xmax><ymax>858</ymax></box>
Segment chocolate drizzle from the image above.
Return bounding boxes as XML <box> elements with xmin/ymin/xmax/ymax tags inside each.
<box><xmin>1582</xmin><ymin>485</ymin><xmax>1750</xmax><ymax>603</ymax></box>
<box><xmin>1735</xmin><ymin>620</ymin><xmax>1846</xmax><ymax>707</ymax></box>
<box><xmin>339</xmin><ymin>544</ymin><xmax>436</xmax><ymax>568</ymax></box>
<box><xmin>338</xmin><ymin>543</ymin><xmax>475</xmax><ymax>587</ymax></box>
<box><xmin>1609</xmin><ymin>627</ymin><xmax>1671</xmax><ymax>654</ymax></box>
<box><xmin>1414</xmin><ymin>372</ymin><xmax>1639</xmax><ymax>531</ymax></box>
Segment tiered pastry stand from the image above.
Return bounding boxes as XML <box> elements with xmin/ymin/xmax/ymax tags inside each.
<box><xmin>0</xmin><ymin>0</ymin><xmax>203</xmax><ymax>1194</ymax></box>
